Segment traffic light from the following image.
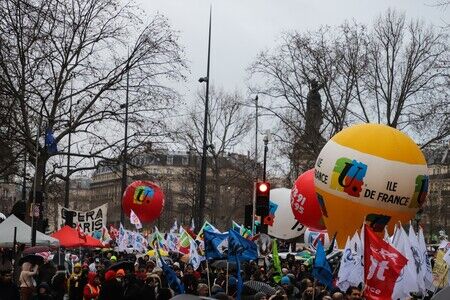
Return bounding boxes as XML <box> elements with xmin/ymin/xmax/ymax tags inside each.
<box><xmin>255</xmin><ymin>181</ymin><xmax>270</xmax><ymax>233</ymax></box>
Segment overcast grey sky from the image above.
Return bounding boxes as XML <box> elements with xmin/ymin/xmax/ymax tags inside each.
<box><xmin>140</xmin><ymin>0</ymin><xmax>448</xmax><ymax>97</ymax></box>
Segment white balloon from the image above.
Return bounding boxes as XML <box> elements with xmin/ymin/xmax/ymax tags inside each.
<box><xmin>304</xmin><ymin>228</ymin><xmax>330</xmax><ymax>250</ymax></box>
<box><xmin>267</xmin><ymin>188</ymin><xmax>305</xmax><ymax>240</ymax></box>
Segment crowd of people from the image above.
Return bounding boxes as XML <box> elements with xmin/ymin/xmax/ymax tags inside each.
<box><xmin>0</xmin><ymin>250</ymin><xmax>363</xmax><ymax>300</ymax></box>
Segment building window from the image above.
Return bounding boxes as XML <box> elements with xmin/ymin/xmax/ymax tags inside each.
<box><xmin>167</xmin><ymin>155</ymin><xmax>173</xmax><ymax>165</ymax></box>
<box><xmin>182</xmin><ymin>156</ymin><xmax>188</xmax><ymax>165</ymax></box>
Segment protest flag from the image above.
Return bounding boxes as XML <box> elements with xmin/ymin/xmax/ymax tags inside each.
<box><xmin>189</xmin><ymin>239</ymin><xmax>201</xmax><ymax>270</ymax></box>
<box><xmin>408</xmin><ymin>224</ymin><xmax>426</xmax><ymax>293</ymax></box>
<box><xmin>157</xmin><ymin>246</ymin><xmax>185</xmax><ymax>294</ymax></box>
<box><xmin>228</xmin><ymin>229</ymin><xmax>257</xmax><ymax>300</ymax></box>
<box><xmin>346</xmin><ymin>231</ymin><xmax>363</xmax><ymax>288</ymax></box>
<box><xmin>272</xmin><ymin>239</ymin><xmax>282</xmax><ymax>283</ymax></box>
<box><xmin>228</xmin><ymin>229</ymin><xmax>258</xmax><ymax>262</ymax></box>
<box><xmin>77</xmin><ymin>224</ymin><xmax>86</xmax><ymax>241</ymax></box>
<box><xmin>418</xmin><ymin>226</ymin><xmax>433</xmax><ymax>290</ymax></box>
<box><xmin>204</xmin><ymin>230</ymin><xmax>228</xmax><ymax>260</ymax></box>
<box><xmin>312</xmin><ymin>240</ymin><xmax>333</xmax><ymax>289</ymax></box>
<box><xmin>130</xmin><ymin>209</ymin><xmax>142</xmax><ymax>230</ymax></box>
<box><xmin>364</xmin><ymin>225</ymin><xmax>407</xmax><ymax>300</ymax></box>
<box><xmin>392</xmin><ymin>226</ymin><xmax>419</xmax><ymax>299</ymax></box>
<box><xmin>432</xmin><ymin>250</ymin><xmax>449</xmax><ymax>289</ymax></box>
<box><xmin>170</xmin><ymin>220</ymin><xmax>178</xmax><ymax>233</ymax></box>
<box><xmin>45</xmin><ymin>128</ymin><xmax>58</xmax><ymax>154</ymax></box>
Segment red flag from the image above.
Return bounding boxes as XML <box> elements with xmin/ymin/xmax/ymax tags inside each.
<box><xmin>77</xmin><ymin>224</ymin><xmax>87</xmax><ymax>241</ymax></box>
<box><xmin>364</xmin><ymin>226</ymin><xmax>407</xmax><ymax>300</ymax></box>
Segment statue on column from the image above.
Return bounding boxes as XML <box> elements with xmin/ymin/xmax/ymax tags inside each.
<box><xmin>305</xmin><ymin>78</ymin><xmax>325</xmax><ymax>141</ymax></box>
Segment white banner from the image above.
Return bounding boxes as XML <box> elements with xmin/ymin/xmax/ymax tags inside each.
<box><xmin>57</xmin><ymin>204</ymin><xmax>108</xmax><ymax>234</ymax></box>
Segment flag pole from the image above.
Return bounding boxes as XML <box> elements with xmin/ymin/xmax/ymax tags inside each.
<box><xmin>312</xmin><ymin>279</ymin><xmax>316</xmax><ymax>299</ymax></box>
<box><xmin>226</xmin><ymin>261</ymin><xmax>229</xmax><ymax>294</ymax></box>
<box><xmin>206</xmin><ymin>260</ymin><xmax>211</xmax><ymax>296</ymax></box>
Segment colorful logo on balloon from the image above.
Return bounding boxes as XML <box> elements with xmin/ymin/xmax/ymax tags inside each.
<box><xmin>264</xmin><ymin>200</ymin><xmax>278</xmax><ymax>226</ymax></box>
<box><xmin>308</xmin><ymin>231</ymin><xmax>326</xmax><ymax>250</ymax></box>
<box><xmin>330</xmin><ymin>157</ymin><xmax>367</xmax><ymax>197</ymax></box>
<box><xmin>410</xmin><ymin>175</ymin><xmax>429</xmax><ymax>208</ymax></box>
<box><xmin>133</xmin><ymin>186</ymin><xmax>155</xmax><ymax>205</ymax></box>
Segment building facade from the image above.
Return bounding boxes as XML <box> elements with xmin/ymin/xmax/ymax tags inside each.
<box><xmin>90</xmin><ymin>149</ymin><xmax>256</xmax><ymax>231</ymax></box>
<box><xmin>421</xmin><ymin>142</ymin><xmax>450</xmax><ymax>242</ymax></box>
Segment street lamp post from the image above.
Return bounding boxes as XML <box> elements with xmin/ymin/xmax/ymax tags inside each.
<box><xmin>197</xmin><ymin>7</ymin><xmax>212</xmax><ymax>230</ymax></box>
<box><xmin>263</xmin><ymin>134</ymin><xmax>269</xmax><ymax>182</ymax></box>
<box><xmin>120</xmin><ymin>65</ymin><xmax>130</xmax><ymax>225</ymax></box>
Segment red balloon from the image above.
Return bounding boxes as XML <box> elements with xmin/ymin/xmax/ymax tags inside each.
<box><xmin>122</xmin><ymin>181</ymin><xmax>165</xmax><ymax>223</ymax></box>
<box><xmin>290</xmin><ymin>169</ymin><xmax>326</xmax><ymax>230</ymax></box>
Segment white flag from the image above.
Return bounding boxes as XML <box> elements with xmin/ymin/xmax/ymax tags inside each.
<box><xmin>337</xmin><ymin>237</ymin><xmax>352</xmax><ymax>291</ymax></box>
<box><xmin>408</xmin><ymin>225</ymin><xmax>426</xmax><ymax>293</ymax></box>
<box><xmin>347</xmin><ymin>231</ymin><xmax>364</xmax><ymax>287</ymax></box>
<box><xmin>189</xmin><ymin>239</ymin><xmax>201</xmax><ymax>270</ymax></box>
<box><xmin>418</xmin><ymin>227</ymin><xmax>433</xmax><ymax>291</ymax></box>
<box><xmin>170</xmin><ymin>220</ymin><xmax>178</xmax><ymax>233</ymax></box>
<box><xmin>392</xmin><ymin>226</ymin><xmax>419</xmax><ymax>299</ymax></box>
<box><xmin>130</xmin><ymin>209</ymin><xmax>142</xmax><ymax>230</ymax></box>
<box><xmin>444</xmin><ymin>248</ymin><xmax>450</xmax><ymax>265</ymax></box>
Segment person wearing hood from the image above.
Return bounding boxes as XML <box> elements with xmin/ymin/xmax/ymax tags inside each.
<box><xmin>83</xmin><ymin>272</ymin><xmax>100</xmax><ymax>300</ymax></box>
<box><xmin>98</xmin><ymin>270</ymin><xmax>122</xmax><ymax>300</ymax></box>
<box><xmin>19</xmin><ymin>262</ymin><xmax>38</xmax><ymax>300</ymax></box>
<box><xmin>51</xmin><ymin>265</ymin><xmax>67</xmax><ymax>300</ymax></box>
<box><xmin>31</xmin><ymin>282</ymin><xmax>54</xmax><ymax>300</ymax></box>
<box><xmin>68</xmin><ymin>263</ymin><xmax>84</xmax><ymax>300</ymax></box>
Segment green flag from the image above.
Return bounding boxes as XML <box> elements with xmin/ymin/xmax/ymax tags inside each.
<box><xmin>272</xmin><ymin>239</ymin><xmax>282</xmax><ymax>283</ymax></box>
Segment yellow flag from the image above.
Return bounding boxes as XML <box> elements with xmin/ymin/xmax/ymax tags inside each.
<box><xmin>432</xmin><ymin>250</ymin><xmax>449</xmax><ymax>288</ymax></box>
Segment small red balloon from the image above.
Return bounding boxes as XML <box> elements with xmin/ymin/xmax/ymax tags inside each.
<box><xmin>291</xmin><ymin>169</ymin><xmax>326</xmax><ymax>230</ymax></box>
<box><xmin>122</xmin><ymin>181</ymin><xmax>165</xmax><ymax>223</ymax></box>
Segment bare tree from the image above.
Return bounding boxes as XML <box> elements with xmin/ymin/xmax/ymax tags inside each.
<box><xmin>177</xmin><ymin>87</ymin><xmax>254</xmax><ymax>227</ymax></box>
<box><xmin>249</xmin><ymin>10</ymin><xmax>448</xmax><ymax>182</ymax></box>
<box><xmin>249</xmin><ymin>23</ymin><xmax>368</xmax><ymax>182</ymax></box>
<box><xmin>365</xmin><ymin>9</ymin><xmax>448</xmax><ymax>145</ymax></box>
<box><xmin>0</xmin><ymin>0</ymin><xmax>186</xmax><ymax>222</ymax></box>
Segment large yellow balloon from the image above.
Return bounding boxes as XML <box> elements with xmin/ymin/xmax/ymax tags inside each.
<box><xmin>314</xmin><ymin>124</ymin><xmax>428</xmax><ymax>247</ymax></box>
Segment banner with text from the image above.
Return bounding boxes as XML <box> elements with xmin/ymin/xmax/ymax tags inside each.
<box><xmin>57</xmin><ymin>204</ymin><xmax>108</xmax><ymax>234</ymax></box>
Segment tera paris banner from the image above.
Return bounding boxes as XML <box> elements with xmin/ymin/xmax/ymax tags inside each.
<box><xmin>57</xmin><ymin>204</ymin><xmax>108</xmax><ymax>234</ymax></box>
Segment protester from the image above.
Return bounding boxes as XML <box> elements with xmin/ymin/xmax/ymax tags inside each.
<box><xmin>31</xmin><ymin>282</ymin><xmax>54</xmax><ymax>300</ymax></box>
<box><xmin>82</xmin><ymin>272</ymin><xmax>100</xmax><ymax>300</ymax></box>
<box><xmin>19</xmin><ymin>262</ymin><xmax>38</xmax><ymax>300</ymax></box>
<box><xmin>51</xmin><ymin>265</ymin><xmax>67</xmax><ymax>300</ymax></box>
<box><xmin>344</xmin><ymin>286</ymin><xmax>362</xmax><ymax>300</ymax></box>
<box><xmin>0</xmin><ymin>268</ymin><xmax>20</xmax><ymax>300</ymax></box>
<box><xmin>67</xmin><ymin>263</ymin><xmax>84</xmax><ymax>300</ymax></box>
<box><xmin>98</xmin><ymin>270</ymin><xmax>122</xmax><ymax>300</ymax></box>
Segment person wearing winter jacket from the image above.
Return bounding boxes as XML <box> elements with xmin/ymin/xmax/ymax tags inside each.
<box><xmin>31</xmin><ymin>282</ymin><xmax>54</xmax><ymax>300</ymax></box>
<box><xmin>83</xmin><ymin>272</ymin><xmax>100</xmax><ymax>300</ymax></box>
<box><xmin>51</xmin><ymin>265</ymin><xmax>67</xmax><ymax>300</ymax></box>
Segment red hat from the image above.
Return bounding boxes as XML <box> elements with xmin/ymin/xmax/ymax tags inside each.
<box><xmin>105</xmin><ymin>270</ymin><xmax>116</xmax><ymax>281</ymax></box>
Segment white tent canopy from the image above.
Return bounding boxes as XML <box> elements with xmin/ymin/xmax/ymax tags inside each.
<box><xmin>0</xmin><ymin>214</ymin><xmax>59</xmax><ymax>247</ymax></box>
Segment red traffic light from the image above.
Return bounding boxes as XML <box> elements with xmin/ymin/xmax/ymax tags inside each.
<box><xmin>258</xmin><ymin>183</ymin><xmax>269</xmax><ymax>193</ymax></box>
<box><xmin>256</xmin><ymin>181</ymin><xmax>270</xmax><ymax>196</ymax></box>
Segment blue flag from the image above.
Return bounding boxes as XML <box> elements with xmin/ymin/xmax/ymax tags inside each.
<box><xmin>228</xmin><ymin>229</ymin><xmax>257</xmax><ymax>262</ymax></box>
<box><xmin>157</xmin><ymin>249</ymin><xmax>185</xmax><ymax>294</ymax></box>
<box><xmin>204</xmin><ymin>230</ymin><xmax>228</xmax><ymax>260</ymax></box>
<box><xmin>312</xmin><ymin>240</ymin><xmax>333</xmax><ymax>289</ymax></box>
<box><xmin>45</xmin><ymin>128</ymin><xmax>58</xmax><ymax>154</ymax></box>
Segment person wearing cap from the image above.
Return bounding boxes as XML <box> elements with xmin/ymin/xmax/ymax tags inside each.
<box><xmin>110</xmin><ymin>256</ymin><xmax>117</xmax><ymax>263</ymax></box>
<box><xmin>280</xmin><ymin>275</ymin><xmax>298</xmax><ymax>300</ymax></box>
<box><xmin>68</xmin><ymin>263</ymin><xmax>84</xmax><ymax>300</ymax></box>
